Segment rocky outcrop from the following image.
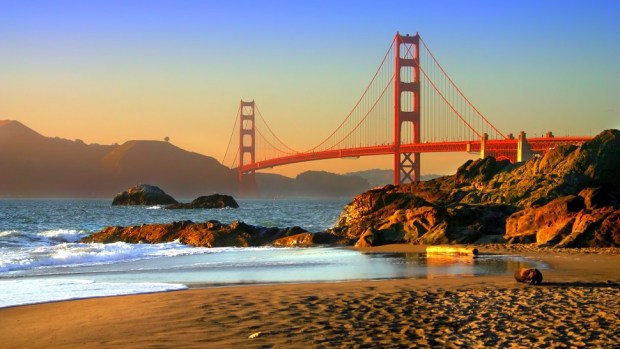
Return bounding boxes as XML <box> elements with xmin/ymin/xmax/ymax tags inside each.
<box><xmin>80</xmin><ymin>220</ymin><xmax>347</xmax><ymax>248</ymax></box>
<box><xmin>112</xmin><ymin>184</ymin><xmax>178</xmax><ymax>206</ymax></box>
<box><xmin>166</xmin><ymin>194</ymin><xmax>239</xmax><ymax>209</ymax></box>
<box><xmin>335</xmin><ymin>129</ymin><xmax>620</xmax><ymax>248</ymax></box>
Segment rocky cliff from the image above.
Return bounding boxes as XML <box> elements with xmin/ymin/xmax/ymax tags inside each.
<box><xmin>335</xmin><ymin>129</ymin><xmax>620</xmax><ymax>248</ymax></box>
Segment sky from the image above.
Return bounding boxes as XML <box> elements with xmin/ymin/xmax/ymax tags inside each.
<box><xmin>1</xmin><ymin>0</ymin><xmax>618</xmax><ymax>177</ymax></box>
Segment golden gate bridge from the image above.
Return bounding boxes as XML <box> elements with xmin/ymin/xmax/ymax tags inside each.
<box><xmin>222</xmin><ymin>33</ymin><xmax>590</xmax><ymax>195</ymax></box>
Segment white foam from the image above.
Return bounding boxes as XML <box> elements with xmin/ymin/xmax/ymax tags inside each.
<box><xmin>0</xmin><ymin>278</ymin><xmax>187</xmax><ymax>308</ymax></box>
<box><xmin>146</xmin><ymin>205</ymin><xmax>163</xmax><ymax>210</ymax></box>
<box><xmin>0</xmin><ymin>230</ymin><xmax>18</xmax><ymax>237</ymax></box>
<box><xmin>39</xmin><ymin>229</ymin><xmax>86</xmax><ymax>243</ymax></box>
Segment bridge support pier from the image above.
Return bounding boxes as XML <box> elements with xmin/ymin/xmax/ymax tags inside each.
<box><xmin>394</xmin><ymin>33</ymin><xmax>421</xmax><ymax>185</ymax></box>
<box><xmin>480</xmin><ymin>133</ymin><xmax>488</xmax><ymax>159</ymax></box>
<box><xmin>517</xmin><ymin>131</ymin><xmax>532</xmax><ymax>163</ymax></box>
<box><xmin>238</xmin><ymin>100</ymin><xmax>257</xmax><ymax>197</ymax></box>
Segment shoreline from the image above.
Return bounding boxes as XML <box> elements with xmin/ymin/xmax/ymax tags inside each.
<box><xmin>1</xmin><ymin>244</ymin><xmax>619</xmax><ymax>348</ymax></box>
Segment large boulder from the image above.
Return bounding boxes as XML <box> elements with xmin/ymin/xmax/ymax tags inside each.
<box><xmin>112</xmin><ymin>184</ymin><xmax>178</xmax><ymax>206</ymax></box>
<box><xmin>166</xmin><ymin>194</ymin><xmax>239</xmax><ymax>209</ymax></box>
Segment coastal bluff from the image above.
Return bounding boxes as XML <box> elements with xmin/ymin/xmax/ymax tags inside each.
<box><xmin>336</xmin><ymin>129</ymin><xmax>620</xmax><ymax>248</ymax></box>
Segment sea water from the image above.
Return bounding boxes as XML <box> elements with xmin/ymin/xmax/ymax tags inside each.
<box><xmin>0</xmin><ymin>199</ymin><xmax>544</xmax><ymax>308</ymax></box>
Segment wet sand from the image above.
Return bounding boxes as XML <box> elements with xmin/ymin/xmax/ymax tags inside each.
<box><xmin>1</xmin><ymin>245</ymin><xmax>618</xmax><ymax>348</ymax></box>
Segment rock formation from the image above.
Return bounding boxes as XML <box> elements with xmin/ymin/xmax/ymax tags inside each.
<box><xmin>335</xmin><ymin>129</ymin><xmax>620</xmax><ymax>248</ymax></box>
<box><xmin>165</xmin><ymin>194</ymin><xmax>239</xmax><ymax>209</ymax></box>
<box><xmin>80</xmin><ymin>220</ymin><xmax>349</xmax><ymax>248</ymax></box>
<box><xmin>112</xmin><ymin>184</ymin><xmax>178</xmax><ymax>206</ymax></box>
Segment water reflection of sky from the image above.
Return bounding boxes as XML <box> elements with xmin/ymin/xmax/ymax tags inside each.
<box><xmin>361</xmin><ymin>252</ymin><xmax>546</xmax><ymax>280</ymax></box>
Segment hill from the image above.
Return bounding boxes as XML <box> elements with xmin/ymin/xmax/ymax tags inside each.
<box><xmin>256</xmin><ymin>171</ymin><xmax>370</xmax><ymax>198</ymax></box>
<box><xmin>0</xmin><ymin>120</ymin><xmax>235</xmax><ymax>198</ymax></box>
<box><xmin>100</xmin><ymin>140</ymin><xmax>236</xmax><ymax>197</ymax></box>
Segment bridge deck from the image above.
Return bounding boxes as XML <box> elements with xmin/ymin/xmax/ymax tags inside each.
<box><xmin>237</xmin><ymin>137</ymin><xmax>591</xmax><ymax>172</ymax></box>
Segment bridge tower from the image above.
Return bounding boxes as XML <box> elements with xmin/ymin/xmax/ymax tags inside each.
<box><xmin>394</xmin><ymin>33</ymin><xmax>421</xmax><ymax>185</ymax></box>
<box><xmin>238</xmin><ymin>100</ymin><xmax>257</xmax><ymax>196</ymax></box>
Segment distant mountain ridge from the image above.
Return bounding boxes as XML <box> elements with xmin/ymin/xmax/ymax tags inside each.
<box><xmin>345</xmin><ymin>169</ymin><xmax>443</xmax><ymax>187</ymax></box>
<box><xmin>0</xmin><ymin>120</ymin><xmax>236</xmax><ymax>198</ymax></box>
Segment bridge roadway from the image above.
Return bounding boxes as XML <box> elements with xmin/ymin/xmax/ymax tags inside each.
<box><xmin>237</xmin><ymin>136</ymin><xmax>591</xmax><ymax>173</ymax></box>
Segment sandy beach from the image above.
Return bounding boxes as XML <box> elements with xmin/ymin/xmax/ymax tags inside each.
<box><xmin>1</xmin><ymin>245</ymin><xmax>618</xmax><ymax>348</ymax></box>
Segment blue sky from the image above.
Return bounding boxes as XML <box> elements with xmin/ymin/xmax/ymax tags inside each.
<box><xmin>1</xmin><ymin>0</ymin><xmax>618</xmax><ymax>175</ymax></box>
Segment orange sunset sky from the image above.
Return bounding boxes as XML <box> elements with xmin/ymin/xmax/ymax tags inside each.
<box><xmin>1</xmin><ymin>1</ymin><xmax>618</xmax><ymax>177</ymax></box>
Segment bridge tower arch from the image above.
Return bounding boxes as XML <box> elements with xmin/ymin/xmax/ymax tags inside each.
<box><xmin>238</xmin><ymin>100</ymin><xmax>257</xmax><ymax>196</ymax></box>
<box><xmin>393</xmin><ymin>33</ymin><xmax>421</xmax><ymax>185</ymax></box>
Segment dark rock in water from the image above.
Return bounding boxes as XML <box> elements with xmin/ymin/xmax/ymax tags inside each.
<box><xmin>514</xmin><ymin>268</ymin><xmax>543</xmax><ymax>285</ymax></box>
<box><xmin>80</xmin><ymin>220</ymin><xmax>345</xmax><ymax>248</ymax></box>
<box><xmin>112</xmin><ymin>184</ymin><xmax>178</xmax><ymax>206</ymax></box>
<box><xmin>166</xmin><ymin>194</ymin><xmax>239</xmax><ymax>209</ymax></box>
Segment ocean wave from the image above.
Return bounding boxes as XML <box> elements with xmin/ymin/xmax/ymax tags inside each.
<box><xmin>0</xmin><ymin>242</ymin><xmax>282</xmax><ymax>274</ymax></box>
<box><xmin>0</xmin><ymin>230</ymin><xmax>20</xmax><ymax>238</ymax></box>
<box><xmin>39</xmin><ymin>229</ymin><xmax>87</xmax><ymax>243</ymax></box>
<box><xmin>0</xmin><ymin>229</ymin><xmax>88</xmax><ymax>248</ymax></box>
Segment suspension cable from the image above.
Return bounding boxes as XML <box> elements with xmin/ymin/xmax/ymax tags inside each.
<box><xmin>221</xmin><ymin>104</ymin><xmax>241</xmax><ymax>166</ymax></box>
<box><xmin>419</xmin><ymin>36</ymin><xmax>507</xmax><ymax>139</ymax></box>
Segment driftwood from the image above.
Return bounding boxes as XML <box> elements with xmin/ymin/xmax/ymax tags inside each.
<box><xmin>426</xmin><ymin>245</ymin><xmax>479</xmax><ymax>257</ymax></box>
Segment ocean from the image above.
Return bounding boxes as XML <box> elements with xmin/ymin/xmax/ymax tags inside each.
<box><xmin>0</xmin><ymin>198</ymin><xmax>544</xmax><ymax>308</ymax></box>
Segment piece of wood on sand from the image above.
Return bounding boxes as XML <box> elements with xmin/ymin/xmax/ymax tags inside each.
<box><xmin>426</xmin><ymin>245</ymin><xmax>479</xmax><ymax>257</ymax></box>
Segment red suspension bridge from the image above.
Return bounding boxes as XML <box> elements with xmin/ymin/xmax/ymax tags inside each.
<box><xmin>222</xmin><ymin>33</ymin><xmax>591</xmax><ymax>195</ymax></box>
